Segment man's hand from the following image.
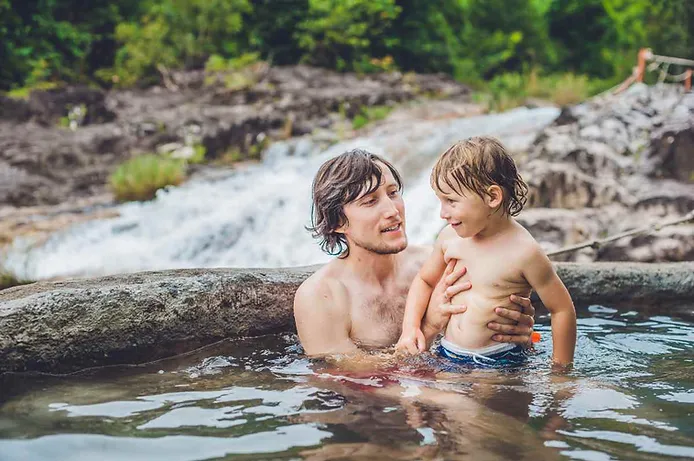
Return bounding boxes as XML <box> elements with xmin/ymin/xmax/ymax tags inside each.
<box><xmin>489</xmin><ymin>294</ymin><xmax>536</xmax><ymax>345</ymax></box>
<box><xmin>421</xmin><ymin>260</ymin><xmax>470</xmax><ymax>344</ymax></box>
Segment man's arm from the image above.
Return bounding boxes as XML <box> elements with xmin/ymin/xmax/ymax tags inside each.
<box><xmin>523</xmin><ymin>248</ymin><xmax>577</xmax><ymax>367</ymax></box>
<box><xmin>294</xmin><ymin>278</ymin><xmax>359</xmax><ymax>356</ymax></box>
<box><xmin>488</xmin><ymin>295</ymin><xmax>536</xmax><ymax>344</ymax></box>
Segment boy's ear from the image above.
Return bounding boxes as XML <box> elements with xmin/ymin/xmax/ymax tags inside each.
<box><xmin>486</xmin><ymin>185</ymin><xmax>504</xmax><ymax>209</ymax></box>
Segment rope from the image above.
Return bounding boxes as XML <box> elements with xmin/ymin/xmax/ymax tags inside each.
<box><xmin>547</xmin><ymin>210</ymin><xmax>694</xmax><ymax>258</ymax></box>
<box><xmin>649</xmin><ymin>53</ymin><xmax>694</xmax><ymax>67</ymax></box>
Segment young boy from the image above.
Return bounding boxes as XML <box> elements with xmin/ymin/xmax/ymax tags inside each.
<box><xmin>396</xmin><ymin>136</ymin><xmax>576</xmax><ymax>367</ymax></box>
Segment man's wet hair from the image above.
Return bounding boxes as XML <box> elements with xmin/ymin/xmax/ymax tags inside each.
<box><xmin>308</xmin><ymin>148</ymin><xmax>403</xmax><ymax>257</ymax></box>
<box><xmin>431</xmin><ymin>136</ymin><xmax>527</xmax><ymax>216</ymax></box>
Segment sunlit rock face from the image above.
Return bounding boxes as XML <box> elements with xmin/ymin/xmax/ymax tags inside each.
<box><xmin>521</xmin><ymin>83</ymin><xmax>694</xmax><ymax>262</ymax></box>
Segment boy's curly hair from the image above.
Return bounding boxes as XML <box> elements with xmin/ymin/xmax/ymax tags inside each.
<box><xmin>431</xmin><ymin>136</ymin><xmax>527</xmax><ymax>216</ymax></box>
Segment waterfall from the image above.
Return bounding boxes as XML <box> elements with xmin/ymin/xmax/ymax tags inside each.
<box><xmin>6</xmin><ymin>107</ymin><xmax>559</xmax><ymax>280</ymax></box>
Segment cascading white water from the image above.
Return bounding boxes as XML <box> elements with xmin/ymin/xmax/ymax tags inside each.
<box><xmin>6</xmin><ymin>107</ymin><xmax>559</xmax><ymax>280</ymax></box>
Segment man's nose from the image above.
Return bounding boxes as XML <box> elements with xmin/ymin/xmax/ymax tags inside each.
<box><xmin>382</xmin><ymin>197</ymin><xmax>400</xmax><ymax>218</ymax></box>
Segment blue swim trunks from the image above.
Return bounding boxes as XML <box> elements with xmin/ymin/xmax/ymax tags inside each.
<box><xmin>438</xmin><ymin>337</ymin><xmax>527</xmax><ymax>368</ymax></box>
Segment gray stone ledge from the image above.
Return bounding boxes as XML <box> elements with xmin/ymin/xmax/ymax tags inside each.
<box><xmin>1</xmin><ymin>262</ymin><xmax>692</xmax><ymax>373</ymax></box>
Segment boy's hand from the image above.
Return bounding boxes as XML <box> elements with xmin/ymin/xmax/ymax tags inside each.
<box><xmin>489</xmin><ymin>294</ymin><xmax>536</xmax><ymax>345</ymax></box>
<box><xmin>396</xmin><ymin>328</ymin><xmax>427</xmax><ymax>354</ymax></box>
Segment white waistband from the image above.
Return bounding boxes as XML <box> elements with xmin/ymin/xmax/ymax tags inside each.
<box><xmin>440</xmin><ymin>337</ymin><xmax>517</xmax><ymax>358</ymax></box>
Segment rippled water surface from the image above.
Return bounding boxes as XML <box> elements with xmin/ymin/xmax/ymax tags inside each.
<box><xmin>1</xmin><ymin>306</ymin><xmax>693</xmax><ymax>460</ymax></box>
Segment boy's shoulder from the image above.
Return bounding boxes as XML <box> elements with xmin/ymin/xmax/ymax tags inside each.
<box><xmin>510</xmin><ymin>221</ymin><xmax>548</xmax><ymax>261</ymax></box>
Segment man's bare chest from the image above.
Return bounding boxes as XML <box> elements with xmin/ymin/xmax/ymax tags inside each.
<box><xmin>348</xmin><ymin>285</ymin><xmax>409</xmax><ymax>348</ymax></box>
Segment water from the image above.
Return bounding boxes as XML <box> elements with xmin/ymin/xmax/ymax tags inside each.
<box><xmin>1</xmin><ymin>307</ymin><xmax>692</xmax><ymax>460</ymax></box>
<box><xmin>5</xmin><ymin>107</ymin><xmax>559</xmax><ymax>280</ymax></box>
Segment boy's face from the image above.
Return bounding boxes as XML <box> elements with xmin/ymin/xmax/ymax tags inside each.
<box><xmin>434</xmin><ymin>179</ymin><xmax>491</xmax><ymax>238</ymax></box>
<box><xmin>339</xmin><ymin>162</ymin><xmax>408</xmax><ymax>255</ymax></box>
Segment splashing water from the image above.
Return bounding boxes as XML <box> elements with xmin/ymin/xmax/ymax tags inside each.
<box><xmin>6</xmin><ymin>107</ymin><xmax>559</xmax><ymax>280</ymax></box>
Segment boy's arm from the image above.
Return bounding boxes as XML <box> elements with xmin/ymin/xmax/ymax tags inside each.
<box><xmin>294</xmin><ymin>278</ymin><xmax>359</xmax><ymax>356</ymax></box>
<box><xmin>399</xmin><ymin>238</ymin><xmax>449</xmax><ymax>353</ymax></box>
<box><xmin>523</xmin><ymin>247</ymin><xmax>577</xmax><ymax>367</ymax></box>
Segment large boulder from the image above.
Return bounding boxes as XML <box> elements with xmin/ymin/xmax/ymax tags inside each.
<box><xmin>1</xmin><ymin>263</ymin><xmax>693</xmax><ymax>374</ymax></box>
<box><xmin>524</xmin><ymin>83</ymin><xmax>694</xmax><ymax>262</ymax></box>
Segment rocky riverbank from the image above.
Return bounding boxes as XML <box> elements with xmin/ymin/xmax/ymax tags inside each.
<box><xmin>0</xmin><ymin>66</ymin><xmax>470</xmax><ymax>208</ymax></box>
<box><xmin>1</xmin><ymin>72</ymin><xmax>692</xmax><ymax>271</ymax></box>
<box><xmin>517</xmin><ymin>83</ymin><xmax>694</xmax><ymax>262</ymax></box>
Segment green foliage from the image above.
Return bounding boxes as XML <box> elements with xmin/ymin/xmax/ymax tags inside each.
<box><xmin>351</xmin><ymin>105</ymin><xmax>393</xmax><ymax>130</ymax></box>
<box><xmin>203</xmin><ymin>52</ymin><xmax>262</xmax><ymax>90</ymax></box>
<box><xmin>460</xmin><ymin>0</ymin><xmax>555</xmax><ymax>79</ymax></box>
<box><xmin>295</xmin><ymin>0</ymin><xmax>401</xmax><ymax>71</ymax></box>
<box><xmin>0</xmin><ymin>253</ymin><xmax>33</xmax><ymax>291</ymax></box>
<box><xmin>6</xmin><ymin>81</ymin><xmax>60</xmax><ymax>99</ymax></box>
<box><xmin>0</xmin><ymin>0</ymin><xmax>140</xmax><ymax>90</ymax></box>
<box><xmin>109</xmin><ymin>154</ymin><xmax>186</xmax><ymax>202</ymax></box>
<box><xmin>189</xmin><ymin>144</ymin><xmax>206</xmax><ymax>164</ymax></box>
<box><xmin>483</xmin><ymin>70</ymin><xmax>607</xmax><ymax>112</ymax></box>
<box><xmin>109</xmin><ymin>0</ymin><xmax>251</xmax><ymax>86</ymax></box>
<box><xmin>0</xmin><ymin>267</ymin><xmax>33</xmax><ymax>291</ymax></box>
<box><xmin>1</xmin><ymin>0</ymin><xmax>692</xmax><ymax>91</ymax></box>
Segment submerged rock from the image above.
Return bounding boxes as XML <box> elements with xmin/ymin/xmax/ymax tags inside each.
<box><xmin>1</xmin><ymin>263</ymin><xmax>692</xmax><ymax>373</ymax></box>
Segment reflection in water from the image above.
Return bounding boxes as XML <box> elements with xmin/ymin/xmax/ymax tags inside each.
<box><xmin>1</xmin><ymin>309</ymin><xmax>693</xmax><ymax>460</ymax></box>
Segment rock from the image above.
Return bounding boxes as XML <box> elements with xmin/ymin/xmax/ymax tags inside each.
<box><xmin>0</xmin><ymin>95</ymin><xmax>32</xmax><ymax>122</ymax></box>
<box><xmin>525</xmin><ymin>83</ymin><xmax>693</xmax><ymax>262</ymax></box>
<box><xmin>0</xmin><ymin>66</ymin><xmax>472</xmax><ymax>208</ymax></box>
<box><xmin>524</xmin><ymin>161</ymin><xmax>626</xmax><ymax>209</ymax></box>
<box><xmin>1</xmin><ymin>263</ymin><xmax>692</xmax><ymax>373</ymax></box>
<box><xmin>27</xmin><ymin>86</ymin><xmax>117</xmax><ymax>126</ymax></box>
<box><xmin>643</xmin><ymin>92</ymin><xmax>694</xmax><ymax>182</ymax></box>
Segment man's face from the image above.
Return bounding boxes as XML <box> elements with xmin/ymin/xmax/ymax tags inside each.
<box><xmin>338</xmin><ymin>163</ymin><xmax>408</xmax><ymax>255</ymax></box>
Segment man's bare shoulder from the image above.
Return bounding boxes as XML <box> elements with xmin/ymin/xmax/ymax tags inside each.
<box><xmin>403</xmin><ymin>225</ymin><xmax>456</xmax><ymax>261</ymax></box>
<box><xmin>293</xmin><ymin>262</ymin><xmax>350</xmax><ymax>316</ymax></box>
<box><xmin>401</xmin><ymin>244</ymin><xmax>432</xmax><ymax>266</ymax></box>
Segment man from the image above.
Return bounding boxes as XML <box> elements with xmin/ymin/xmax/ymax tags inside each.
<box><xmin>294</xmin><ymin>149</ymin><xmax>535</xmax><ymax>356</ymax></box>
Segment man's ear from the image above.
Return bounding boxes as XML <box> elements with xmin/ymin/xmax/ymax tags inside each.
<box><xmin>486</xmin><ymin>185</ymin><xmax>504</xmax><ymax>209</ymax></box>
<box><xmin>333</xmin><ymin>219</ymin><xmax>347</xmax><ymax>234</ymax></box>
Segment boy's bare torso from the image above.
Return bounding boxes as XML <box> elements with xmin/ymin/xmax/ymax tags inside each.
<box><xmin>442</xmin><ymin>221</ymin><xmax>533</xmax><ymax>350</ymax></box>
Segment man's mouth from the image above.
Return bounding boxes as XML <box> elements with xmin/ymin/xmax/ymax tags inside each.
<box><xmin>381</xmin><ymin>223</ymin><xmax>402</xmax><ymax>233</ymax></box>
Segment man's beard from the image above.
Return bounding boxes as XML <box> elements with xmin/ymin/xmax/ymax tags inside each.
<box><xmin>350</xmin><ymin>235</ymin><xmax>408</xmax><ymax>255</ymax></box>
